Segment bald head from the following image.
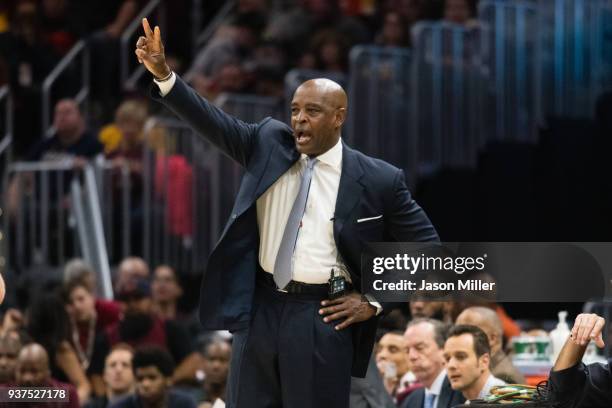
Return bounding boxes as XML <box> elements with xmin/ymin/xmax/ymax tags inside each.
<box><xmin>297</xmin><ymin>78</ymin><xmax>347</xmax><ymax>109</ymax></box>
<box><xmin>116</xmin><ymin>257</ymin><xmax>150</xmax><ymax>291</ymax></box>
<box><xmin>16</xmin><ymin>343</ymin><xmax>51</xmax><ymax>386</ymax></box>
<box><xmin>290</xmin><ymin>78</ymin><xmax>347</xmax><ymax>156</ymax></box>
<box><xmin>455</xmin><ymin>307</ymin><xmax>503</xmax><ymax>353</ymax></box>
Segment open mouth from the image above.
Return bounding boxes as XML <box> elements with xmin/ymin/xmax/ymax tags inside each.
<box><xmin>295</xmin><ymin>130</ymin><xmax>312</xmax><ymax>145</ymax></box>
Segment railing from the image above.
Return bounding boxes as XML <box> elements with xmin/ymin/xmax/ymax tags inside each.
<box><xmin>538</xmin><ymin>0</ymin><xmax>612</xmax><ymax>119</ymax></box>
<box><xmin>478</xmin><ymin>0</ymin><xmax>540</xmax><ymax>143</ymax></box>
<box><xmin>120</xmin><ymin>0</ymin><xmax>166</xmax><ymax>91</ymax></box>
<box><xmin>345</xmin><ymin>46</ymin><xmax>415</xmax><ymax>184</ymax></box>
<box><xmin>215</xmin><ymin>93</ymin><xmax>284</xmax><ymax>122</ymax></box>
<box><xmin>0</xmin><ymin>86</ymin><xmax>12</xmax><ymax>158</ymax></box>
<box><xmin>411</xmin><ymin>22</ymin><xmax>485</xmax><ymax>176</ymax></box>
<box><xmin>0</xmin><ymin>86</ymin><xmax>13</xmax><ymax>271</ymax></box>
<box><xmin>141</xmin><ymin>117</ymin><xmax>241</xmax><ymax>274</ymax></box>
<box><xmin>93</xmin><ymin>157</ymin><xmax>133</xmax><ymax>264</ymax></box>
<box><xmin>71</xmin><ymin>165</ymin><xmax>113</xmax><ymax>299</ymax></box>
<box><xmin>41</xmin><ymin>40</ymin><xmax>90</xmax><ymax>138</ymax></box>
<box><xmin>193</xmin><ymin>0</ymin><xmax>236</xmax><ymax>50</ymax></box>
<box><xmin>4</xmin><ymin>160</ymin><xmax>111</xmax><ymax>298</ymax></box>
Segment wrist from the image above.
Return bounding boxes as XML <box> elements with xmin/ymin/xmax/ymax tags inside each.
<box><xmin>154</xmin><ymin>66</ymin><xmax>172</xmax><ymax>81</ymax></box>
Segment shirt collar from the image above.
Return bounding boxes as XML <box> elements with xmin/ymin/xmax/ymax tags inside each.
<box><xmin>300</xmin><ymin>138</ymin><xmax>343</xmax><ymax>169</ymax></box>
<box><xmin>426</xmin><ymin>369</ymin><xmax>447</xmax><ymax>396</ymax></box>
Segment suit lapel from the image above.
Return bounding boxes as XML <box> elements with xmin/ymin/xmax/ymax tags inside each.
<box><xmin>253</xmin><ymin>140</ymin><xmax>300</xmax><ymax>200</ymax></box>
<box><xmin>333</xmin><ymin>143</ymin><xmax>364</xmax><ymax>245</ymax></box>
<box><xmin>437</xmin><ymin>377</ymin><xmax>453</xmax><ymax>408</ymax></box>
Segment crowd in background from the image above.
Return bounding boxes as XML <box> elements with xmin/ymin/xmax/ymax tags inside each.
<box><xmin>0</xmin><ymin>256</ymin><xmax>231</xmax><ymax>407</ymax></box>
<box><xmin>0</xmin><ymin>253</ymin><xmax>543</xmax><ymax>407</ymax></box>
<box><xmin>0</xmin><ymin>0</ymin><xmax>479</xmax><ymax>159</ymax></box>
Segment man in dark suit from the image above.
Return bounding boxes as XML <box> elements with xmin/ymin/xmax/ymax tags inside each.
<box><xmin>136</xmin><ymin>18</ymin><xmax>438</xmax><ymax>408</ymax></box>
<box><xmin>400</xmin><ymin>319</ymin><xmax>465</xmax><ymax>408</ymax></box>
<box><xmin>548</xmin><ymin>312</ymin><xmax>612</xmax><ymax>408</ymax></box>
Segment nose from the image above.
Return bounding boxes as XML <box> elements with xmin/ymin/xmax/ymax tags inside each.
<box><xmin>407</xmin><ymin>348</ymin><xmax>417</xmax><ymax>360</ymax></box>
<box><xmin>295</xmin><ymin>109</ymin><xmax>306</xmax><ymax>123</ymax></box>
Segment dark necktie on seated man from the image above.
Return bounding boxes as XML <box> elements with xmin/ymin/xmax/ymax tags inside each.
<box><xmin>273</xmin><ymin>157</ymin><xmax>318</xmax><ymax>288</ymax></box>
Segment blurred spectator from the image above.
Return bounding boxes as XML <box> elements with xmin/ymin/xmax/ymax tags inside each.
<box><xmin>382</xmin><ymin>0</ymin><xmax>427</xmax><ymax>25</ymax></box>
<box><xmin>40</xmin><ymin>0</ymin><xmax>78</xmax><ymax>56</ymax></box>
<box><xmin>64</xmin><ymin>258</ymin><xmax>97</xmax><ymax>288</ymax></box>
<box><xmin>409</xmin><ymin>300</ymin><xmax>446</xmax><ymax>321</ymax></box>
<box><xmin>376</xmin><ymin>331</ymin><xmax>411</xmax><ymax>398</ymax></box>
<box><xmin>84</xmin><ymin>343</ymin><xmax>135</xmax><ymax>408</ymax></box>
<box><xmin>114</xmin><ymin>257</ymin><xmax>150</xmax><ymax>293</ymax></box>
<box><xmin>0</xmin><ymin>309</ymin><xmax>25</xmax><ymax>337</ymax></box>
<box><xmin>0</xmin><ymin>331</ymin><xmax>22</xmax><ymax>384</ymax></box>
<box><xmin>66</xmin><ymin>0</ymin><xmax>138</xmax><ymax>38</ymax></box>
<box><xmin>111</xmin><ymin>346</ymin><xmax>197</xmax><ymax>408</ymax></box>
<box><xmin>107</xmin><ymin>276</ymin><xmax>200</xmax><ymax>385</ymax></box>
<box><xmin>198</xmin><ymin>339</ymin><xmax>230</xmax><ymax>408</ymax></box>
<box><xmin>63</xmin><ymin>274</ymin><xmax>122</xmax><ymax>396</ymax></box>
<box><xmin>67</xmin><ymin>0</ymin><xmax>140</xmax><ymax>120</ymax></box>
<box><xmin>99</xmin><ymin>99</ymin><xmax>148</xmax><ymax>156</ymax></box>
<box><xmin>28</xmin><ymin>98</ymin><xmax>103</xmax><ymax>162</ymax></box>
<box><xmin>100</xmin><ymin>99</ymin><xmax>148</xmax><ymax>258</ymax></box>
<box><xmin>9</xmin><ymin>343</ymin><xmax>79</xmax><ymax>408</ymax></box>
<box><xmin>443</xmin><ymin>0</ymin><xmax>477</xmax><ymax>25</ymax></box>
<box><xmin>0</xmin><ymin>0</ymin><xmax>63</xmax><ymax>157</ymax></box>
<box><xmin>0</xmin><ymin>1</ymin><xmax>9</xmax><ymax>33</ymax></box>
<box><xmin>309</xmin><ymin>29</ymin><xmax>349</xmax><ymax>73</ymax></box>
<box><xmin>376</xmin><ymin>11</ymin><xmax>410</xmax><ymax>48</ymax></box>
<box><xmin>456</xmin><ymin>306</ymin><xmax>525</xmax><ymax>384</ymax></box>
<box><xmin>443</xmin><ymin>325</ymin><xmax>506</xmax><ymax>401</ymax></box>
<box><xmin>27</xmin><ymin>291</ymin><xmax>92</xmax><ymax>403</ymax></box>
<box><xmin>187</xmin><ymin>12</ymin><xmax>265</xmax><ymax>99</ymax></box>
<box><xmin>151</xmin><ymin>265</ymin><xmax>183</xmax><ymax>321</ymax></box>
<box><xmin>398</xmin><ymin>318</ymin><xmax>464</xmax><ymax>408</ymax></box>
<box><xmin>265</xmin><ymin>0</ymin><xmax>340</xmax><ymax>60</ymax></box>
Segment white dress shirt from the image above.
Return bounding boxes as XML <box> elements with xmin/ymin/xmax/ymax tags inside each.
<box><xmin>425</xmin><ymin>369</ymin><xmax>447</xmax><ymax>408</ymax></box>
<box><xmin>256</xmin><ymin>138</ymin><xmax>344</xmax><ymax>283</ymax></box>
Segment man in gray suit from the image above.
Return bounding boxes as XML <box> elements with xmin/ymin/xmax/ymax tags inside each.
<box><xmin>400</xmin><ymin>319</ymin><xmax>464</xmax><ymax>408</ymax></box>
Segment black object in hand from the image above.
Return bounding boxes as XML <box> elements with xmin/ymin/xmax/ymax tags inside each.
<box><xmin>328</xmin><ymin>268</ymin><xmax>347</xmax><ymax>299</ymax></box>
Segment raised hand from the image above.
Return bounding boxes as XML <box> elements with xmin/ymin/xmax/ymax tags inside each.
<box><xmin>571</xmin><ymin>313</ymin><xmax>606</xmax><ymax>348</ymax></box>
<box><xmin>135</xmin><ymin>17</ymin><xmax>171</xmax><ymax>80</ymax></box>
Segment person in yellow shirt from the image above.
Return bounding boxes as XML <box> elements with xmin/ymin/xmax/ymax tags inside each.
<box><xmin>98</xmin><ymin>99</ymin><xmax>148</xmax><ymax>155</ymax></box>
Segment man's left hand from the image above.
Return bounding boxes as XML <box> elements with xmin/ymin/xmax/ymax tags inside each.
<box><xmin>319</xmin><ymin>293</ymin><xmax>376</xmax><ymax>330</ymax></box>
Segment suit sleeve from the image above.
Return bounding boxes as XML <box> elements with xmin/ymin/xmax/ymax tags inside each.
<box><xmin>150</xmin><ymin>75</ymin><xmax>258</xmax><ymax>167</ymax></box>
<box><xmin>548</xmin><ymin>360</ymin><xmax>612</xmax><ymax>408</ymax></box>
<box><xmin>386</xmin><ymin>169</ymin><xmax>439</xmax><ymax>243</ymax></box>
<box><xmin>367</xmin><ymin>170</ymin><xmax>439</xmax><ymax>312</ymax></box>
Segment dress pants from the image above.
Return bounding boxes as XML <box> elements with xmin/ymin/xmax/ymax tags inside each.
<box><xmin>226</xmin><ymin>278</ymin><xmax>354</xmax><ymax>408</ymax></box>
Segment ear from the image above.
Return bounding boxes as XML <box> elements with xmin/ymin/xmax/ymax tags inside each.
<box><xmin>335</xmin><ymin>108</ymin><xmax>347</xmax><ymax>129</ymax></box>
<box><xmin>479</xmin><ymin>352</ymin><xmax>490</xmax><ymax>371</ymax></box>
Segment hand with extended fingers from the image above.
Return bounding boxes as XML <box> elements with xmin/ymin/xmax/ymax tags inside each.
<box><xmin>319</xmin><ymin>292</ymin><xmax>376</xmax><ymax>330</ymax></box>
<box><xmin>570</xmin><ymin>313</ymin><xmax>606</xmax><ymax>348</ymax></box>
<box><xmin>135</xmin><ymin>17</ymin><xmax>171</xmax><ymax>80</ymax></box>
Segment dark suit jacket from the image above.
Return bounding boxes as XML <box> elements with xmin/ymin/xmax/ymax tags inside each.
<box><xmin>548</xmin><ymin>359</ymin><xmax>612</xmax><ymax>408</ymax></box>
<box><xmin>399</xmin><ymin>377</ymin><xmax>465</xmax><ymax>408</ymax></box>
<box><xmin>151</xmin><ymin>75</ymin><xmax>439</xmax><ymax>377</ymax></box>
